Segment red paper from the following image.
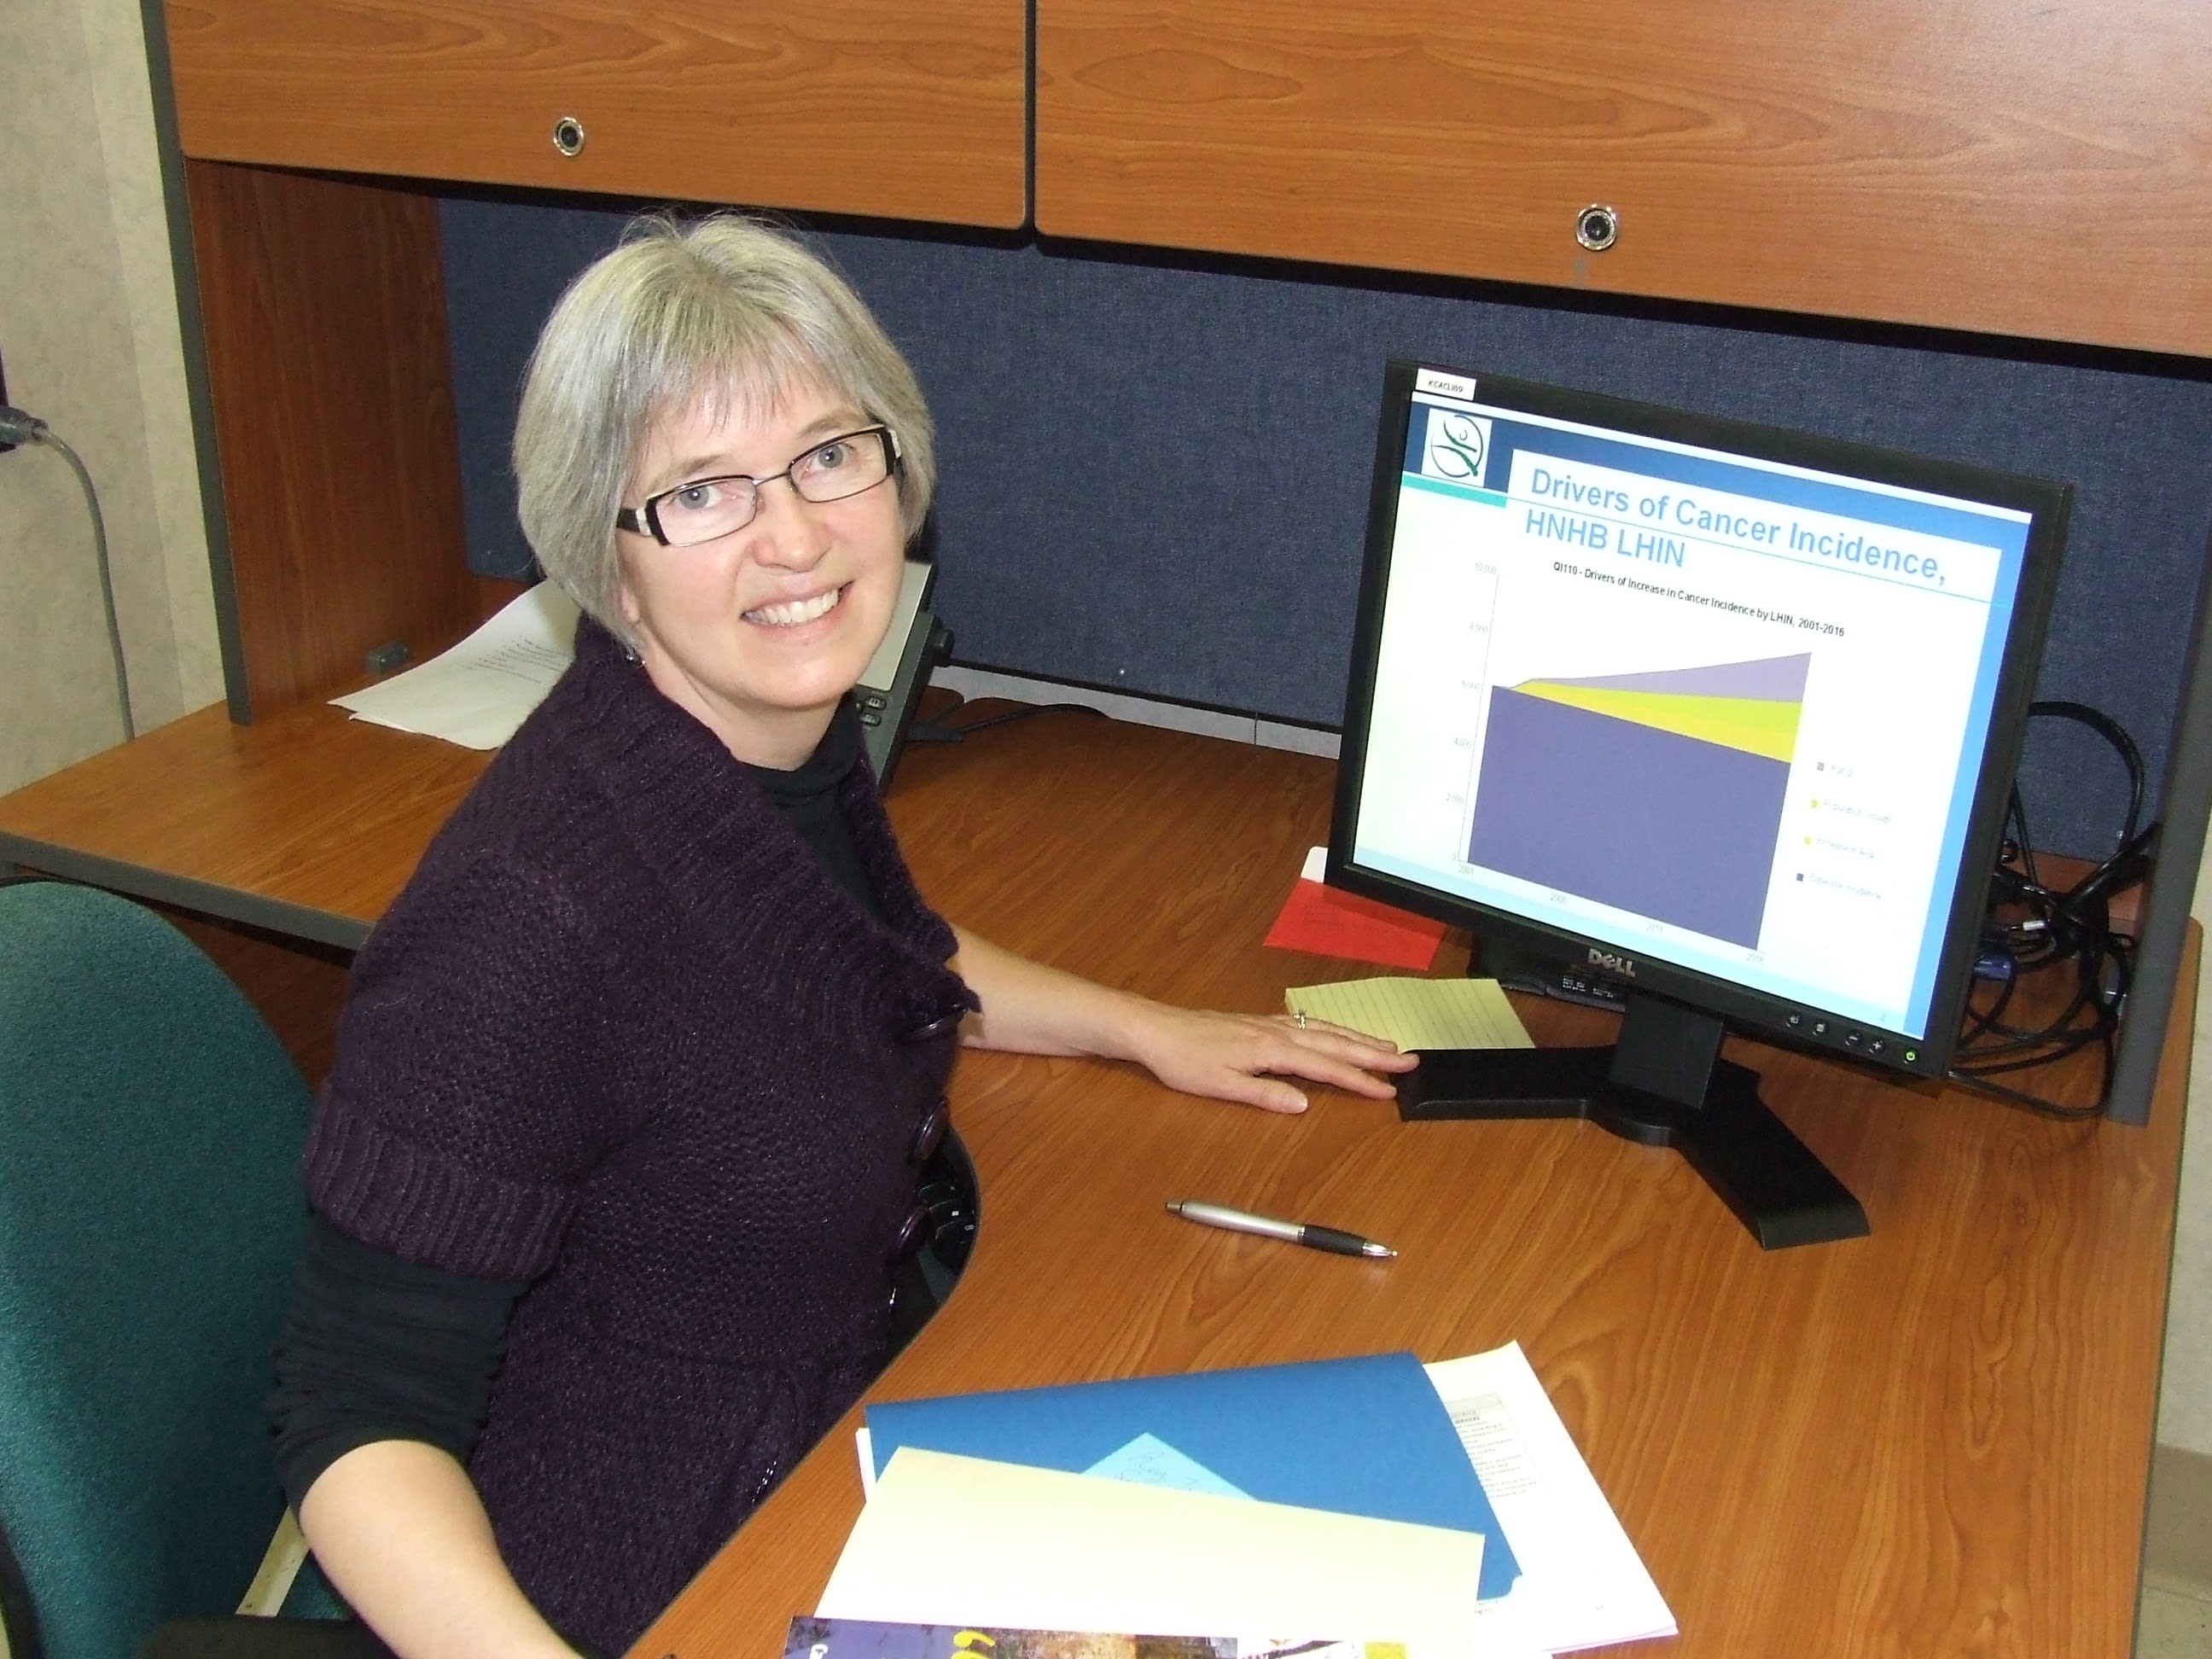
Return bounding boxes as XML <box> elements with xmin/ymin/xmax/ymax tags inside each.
<box><xmin>1263</xmin><ymin>877</ymin><xmax>1446</xmax><ymax>971</ymax></box>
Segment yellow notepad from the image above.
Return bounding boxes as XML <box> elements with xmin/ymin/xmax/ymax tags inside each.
<box><xmin>1286</xmin><ymin>976</ymin><xmax>1533</xmax><ymax>1051</ymax></box>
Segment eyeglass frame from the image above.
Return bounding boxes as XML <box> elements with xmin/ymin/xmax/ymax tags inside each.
<box><xmin>613</xmin><ymin>424</ymin><xmax>902</xmax><ymax>547</ymax></box>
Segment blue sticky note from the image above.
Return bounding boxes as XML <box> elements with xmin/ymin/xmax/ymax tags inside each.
<box><xmin>1082</xmin><ymin>1430</ymin><xmax>1254</xmax><ymax>1499</ymax></box>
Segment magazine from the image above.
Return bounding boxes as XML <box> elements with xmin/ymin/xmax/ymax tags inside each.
<box><xmin>783</xmin><ymin>1616</ymin><xmax>1406</xmax><ymax>1659</ymax></box>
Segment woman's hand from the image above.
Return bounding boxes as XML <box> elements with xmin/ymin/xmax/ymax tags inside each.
<box><xmin>949</xmin><ymin>926</ymin><xmax>1417</xmax><ymax>1114</ymax></box>
<box><xmin>1117</xmin><ymin>1003</ymin><xmax>1417</xmax><ymax>1115</ymax></box>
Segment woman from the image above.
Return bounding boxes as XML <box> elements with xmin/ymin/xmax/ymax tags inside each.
<box><xmin>270</xmin><ymin>214</ymin><xmax>1412</xmax><ymax>1659</ymax></box>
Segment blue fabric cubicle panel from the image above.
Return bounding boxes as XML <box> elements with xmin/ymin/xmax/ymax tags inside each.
<box><xmin>440</xmin><ymin>197</ymin><xmax>2212</xmax><ymax>857</ymax></box>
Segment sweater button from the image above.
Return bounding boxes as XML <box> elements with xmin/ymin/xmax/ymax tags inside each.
<box><xmin>910</xmin><ymin>1097</ymin><xmax>950</xmax><ymax>1165</ymax></box>
<box><xmin>901</xmin><ymin>1010</ymin><xmax>964</xmax><ymax>1044</ymax></box>
<box><xmin>888</xmin><ymin>1205</ymin><xmax>930</xmax><ymax>1265</ymax></box>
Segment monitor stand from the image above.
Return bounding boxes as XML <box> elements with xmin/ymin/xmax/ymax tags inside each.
<box><xmin>1397</xmin><ymin>992</ymin><xmax>1870</xmax><ymax>1249</ymax></box>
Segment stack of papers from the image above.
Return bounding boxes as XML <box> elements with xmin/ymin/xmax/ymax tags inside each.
<box><xmin>819</xmin><ymin>1345</ymin><xmax>1672</xmax><ymax>1658</ymax></box>
<box><xmin>1432</xmin><ymin>1346</ymin><xmax>1675</xmax><ymax>1655</ymax></box>
<box><xmin>824</xmin><ymin>1452</ymin><xmax>1494</xmax><ymax>1654</ymax></box>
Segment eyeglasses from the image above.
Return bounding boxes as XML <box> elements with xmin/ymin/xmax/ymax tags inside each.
<box><xmin>614</xmin><ymin>425</ymin><xmax>899</xmax><ymax>547</ymax></box>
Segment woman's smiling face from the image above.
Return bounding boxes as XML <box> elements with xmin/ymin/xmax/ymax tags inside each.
<box><xmin>614</xmin><ymin>379</ymin><xmax>905</xmax><ymax>769</ymax></box>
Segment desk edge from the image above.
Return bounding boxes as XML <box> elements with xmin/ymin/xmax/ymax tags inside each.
<box><xmin>0</xmin><ymin>831</ymin><xmax>370</xmax><ymax>951</ymax></box>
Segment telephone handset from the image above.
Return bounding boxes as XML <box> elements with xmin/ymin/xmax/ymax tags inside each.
<box><xmin>853</xmin><ymin>560</ymin><xmax>947</xmax><ymax>787</ymax></box>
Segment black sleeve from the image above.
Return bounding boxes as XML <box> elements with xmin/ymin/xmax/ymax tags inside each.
<box><xmin>270</xmin><ymin>1211</ymin><xmax>534</xmax><ymax>1515</ymax></box>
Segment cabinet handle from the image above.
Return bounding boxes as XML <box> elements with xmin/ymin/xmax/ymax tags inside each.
<box><xmin>1575</xmin><ymin>204</ymin><xmax>1620</xmax><ymax>253</ymax></box>
<box><xmin>551</xmin><ymin>116</ymin><xmax>587</xmax><ymax>158</ymax></box>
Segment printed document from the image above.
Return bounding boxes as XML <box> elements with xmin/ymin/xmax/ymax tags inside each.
<box><xmin>1430</xmin><ymin>1345</ymin><xmax>1675</xmax><ymax>1654</ymax></box>
<box><xmin>330</xmin><ymin>581</ymin><xmax>577</xmax><ymax>749</ymax></box>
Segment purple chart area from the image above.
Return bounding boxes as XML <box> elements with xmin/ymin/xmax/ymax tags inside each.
<box><xmin>1530</xmin><ymin>652</ymin><xmax>1812</xmax><ymax>700</ymax></box>
<box><xmin>1467</xmin><ymin>689</ymin><xmax>1790</xmax><ymax>949</ymax></box>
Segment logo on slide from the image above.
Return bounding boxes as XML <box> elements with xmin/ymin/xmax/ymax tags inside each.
<box><xmin>1424</xmin><ymin>411</ymin><xmax>1492</xmax><ymax>486</ymax></box>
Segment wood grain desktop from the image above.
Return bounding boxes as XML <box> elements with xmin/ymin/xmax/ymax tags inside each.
<box><xmin>0</xmin><ymin>699</ymin><xmax>489</xmax><ymax>946</ymax></box>
<box><xmin>633</xmin><ymin>707</ymin><xmax>2188</xmax><ymax>1659</ymax></box>
<box><xmin>0</xmin><ymin>701</ymin><xmax>2186</xmax><ymax>1657</ymax></box>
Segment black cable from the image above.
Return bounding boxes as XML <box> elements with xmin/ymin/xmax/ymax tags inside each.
<box><xmin>1949</xmin><ymin>701</ymin><xmax>2150</xmax><ymax>1118</ymax></box>
<box><xmin>941</xmin><ymin>700</ymin><xmax>1111</xmax><ymax>736</ymax></box>
<box><xmin>2029</xmin><ymin>699</ymin><xmax>2145</xmax><ymax>850</ymax></box>
<box><xmin>0</xmin><ymin>405</ymin><xmax>135</xmax><ymax>741</ymax></box>
<box><xmin>908</xmin><ymin>693</ymin><xmax>1112</xmax><ymax>745</ymax></box>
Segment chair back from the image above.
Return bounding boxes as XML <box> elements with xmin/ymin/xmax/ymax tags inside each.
<box><xmin>0</xmin><ymin>883</ymin><xmax>315</xmax><ymax>1659</ymax></box>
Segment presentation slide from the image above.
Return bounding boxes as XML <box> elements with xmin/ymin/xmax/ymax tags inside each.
<box><xmin>1353</xmin><ymin>394</ymin><xmax>2031</xmax><ymax>1037</ymax></box>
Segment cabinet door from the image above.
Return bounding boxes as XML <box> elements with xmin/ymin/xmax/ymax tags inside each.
<box><xmin>165</xmin><ymin>0</ymin><xmax>1027</xmax><ymax>229</ymax></box>
<box><xmin>1036</xmin><ymin>0</ymin><xmax>2212</xmax><ymax>356</ymax></box>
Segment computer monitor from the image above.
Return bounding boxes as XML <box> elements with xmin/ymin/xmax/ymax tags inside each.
<box><xmin>1328</xmin><ymin>360</ymin><xmax>2071</xmax><ymax>1249</ymax></box>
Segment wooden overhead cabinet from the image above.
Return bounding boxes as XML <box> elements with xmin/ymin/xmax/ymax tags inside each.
<box><xmin>157</xmin><ymin>0</ymin><xmax>1028</xmax><ymax>719</ymax></box>
<box><xmin>163</xmin><ymin>0</ymin><xmax>1029</xmax><ymax>227</ymax></box>
<box><xmin>1034</xmin><ymin>0</ymin><xmax>2212</xmax><ymax>356</ymax></box>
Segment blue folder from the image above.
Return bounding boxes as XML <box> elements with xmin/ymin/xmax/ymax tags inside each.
<box><xmin>864</xmin><ymin>1350</ymin><xmax>1520</xmax><ymax>1600</ymax></box>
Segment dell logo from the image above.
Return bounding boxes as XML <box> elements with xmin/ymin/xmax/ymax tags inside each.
<box><xmin>1587</xmin><ymin>946</ymin><xmax>1638</xmax><ymax>979</ymax></box>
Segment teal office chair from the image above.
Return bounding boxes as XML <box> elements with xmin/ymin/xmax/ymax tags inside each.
<box><xmin>0</xmin><ymin>880</ymin><xmax>370</xmax><ymax>1659</ymax></box>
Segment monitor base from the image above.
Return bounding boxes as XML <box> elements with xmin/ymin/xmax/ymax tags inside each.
<box><xmin>1398</xmin><ymin>995</ymin><xmax>1870</xmax><ymax>1250</ymax></box>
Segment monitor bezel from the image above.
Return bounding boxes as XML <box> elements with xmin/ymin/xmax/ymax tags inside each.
<box><xmin>1327</xmin><ymin>358</ymin><xmax>2072</xmax><ymax>1080</ymax></box>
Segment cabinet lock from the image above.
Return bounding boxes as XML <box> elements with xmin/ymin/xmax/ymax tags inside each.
<box><xmin>1575</xmin><ymin>204</ymin><xmax>1620</xmax><ymax>252</ymax></box>
<box><xmin>551</xmin><ymin>117</ymin><xmax>587</xmax><ymax>158</ymax></box>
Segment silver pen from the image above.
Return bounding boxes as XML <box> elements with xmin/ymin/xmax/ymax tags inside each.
<box><xmin>1167</xmin><ymin>1199</ymin><xmax>1396</xmax><ymax>1259</ymax></box>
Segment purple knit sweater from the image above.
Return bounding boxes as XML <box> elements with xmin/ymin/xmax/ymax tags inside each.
<box><xmin>302</xmin><ymin>620</ymin><xmax>975</xmax><ymax>1654</ymax></box>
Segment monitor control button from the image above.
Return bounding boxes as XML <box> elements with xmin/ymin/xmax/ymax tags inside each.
<box><xmin>1786</xmin><ymin>1013</ymin><xmax>1802</xmax><ymax>1027</ymax></box>
<box><xmin>1811</xmin><ymin>1019</ymin><xmax>1829</xmax><ymax>1036</ymax></box>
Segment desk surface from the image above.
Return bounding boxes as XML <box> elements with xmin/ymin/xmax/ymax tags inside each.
<box><xmin>0</xmin><ymin>699</ymin><xmax>2188</xmax><ymax>1657</ymax></box>
<box><xmin>0</xmin><ymin>700</ymin><xmax>488</xmax><ymax>947</ymax></box>
<box><xmin>646</xmin><ymin>708</ymin><xmax>2188</xmax><ymax>1659</ymax></box>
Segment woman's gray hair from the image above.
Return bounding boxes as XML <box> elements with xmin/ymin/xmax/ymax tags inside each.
<box><xmin>514</xmin><ymin>213</ymin><xmax>934</xmax><ymax>643</ymax></box>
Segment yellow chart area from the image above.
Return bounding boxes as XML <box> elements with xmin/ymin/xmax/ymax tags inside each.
<box><xmin>1512</xmin><ymin>683</ymin><xmax>1802</xmax><ymax>764</ymax></box>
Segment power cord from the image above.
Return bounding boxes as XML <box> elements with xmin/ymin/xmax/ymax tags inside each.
<box><xmin>905</xmin><ymin>692</ymin><xmax>1110</xmax><ymax>745</ymax></box>
<box><xmin>0</xmin><ymin>403</ymin><xmax>135</xmax><ymax>741</ymax></box>
<box><xmin>1948</xmin><ymin>701</ymin><xmax>2154</xmax><ymax>1119</ymax></box>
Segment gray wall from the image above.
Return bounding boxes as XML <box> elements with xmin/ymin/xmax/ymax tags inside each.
<box><xmin>0</xmin><ymin>0</ymin><xmax>221</xmax><ymax>793</ymax></box>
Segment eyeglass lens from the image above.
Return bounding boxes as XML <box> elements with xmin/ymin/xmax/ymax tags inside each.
<box><xmin>649</xmin><ymin>428</ymin><xmax>891</xmax><ymax>546</ymax></box>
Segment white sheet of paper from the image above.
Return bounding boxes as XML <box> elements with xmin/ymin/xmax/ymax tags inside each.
<box><xmin>1426</xmin><ymin>1345</ymin><xmax>1675</xmax><ymax>1654</ymax></box>
<box><xmin>818</xmin><ymin>1447</ymin><xmax>1533</xmax><ymax>1657</ymax></box>
<box><xmin>330</xmin><ymin>580</ymin><xmax>579</xmax><ymax>749</ymax></box>
<box><xmin>854</xmin><ymin>1426</ymin><xmax>876</xmax><ymax>1499</ymax></box>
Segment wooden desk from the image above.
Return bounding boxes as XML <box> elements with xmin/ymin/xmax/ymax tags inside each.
<box><xmin>0</xmin><ymin>701</ymin><xmax>2187</xmax><ymax>1656</ymax></box>
<box><xmin>0</xmin><ymin>701</ymin><xmax>487</xmax><ymax>950</ymax></box>
<box><xmin>628</xmin><ymin>707</ymin><xmax>2184</xmax><ymax>1659</ymax></box>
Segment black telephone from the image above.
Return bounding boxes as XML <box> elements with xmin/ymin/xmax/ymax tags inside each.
<box><xmin>852</xmin><ymin>560</ymin><xmax>948</xmax><ymax>787</ymax></box>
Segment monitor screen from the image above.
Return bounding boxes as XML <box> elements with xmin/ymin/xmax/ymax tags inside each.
<box><xmin>1331</xmin><ymin>361</ymin><xmax>2069</xmax><ymax>1084</ymax></box>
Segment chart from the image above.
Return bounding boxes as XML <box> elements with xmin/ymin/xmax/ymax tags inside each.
<box><xmin>1465</xmin><ymin>653</ymin><xmax>1811</xmax><ymax>949</ymax></box>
